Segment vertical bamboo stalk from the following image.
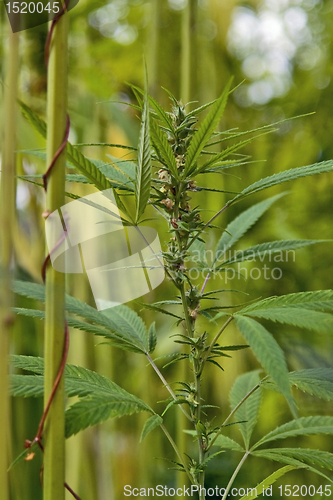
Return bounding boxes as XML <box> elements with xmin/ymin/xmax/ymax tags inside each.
<box><xmin>43</xmin><ymin>11</ymin><xmax>68</xmax><ymax>500</ymax></box>
<box><xmin>148</xmin><ymin>0</ymin><xmax>161</xmax><ymax>98</ymax></box>
<box><xmin>180</xmin><ymin>0</ymin><xmax>197</xmax><ymax>103</ymax></box>
<box><xmin>180</xmin><ymin>0</ymin><xmax>191</xmax><ymax>103</ymax></box>
<box><xmin>0</xmin><ymin>29</ymin><xmax>19</xmax><ymax>500</ymax></box>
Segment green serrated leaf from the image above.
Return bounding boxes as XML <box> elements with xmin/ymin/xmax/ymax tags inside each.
<box><xmin>252</xmin><ymin>416</ymin><xmax>333</xmax><ymax>450</ymax></box>
<box><xmin>100</xmin><ymin>305</ymin><xmax>149</xmax><ymax>353</ymax></box>
<box><xmin>10</xmin><ymin>374</ymin><xmax>44</xmax><ymax>397</ymax></box>
<box><xmin>13</xmin><ymin>281</ymin><xmax>149</xmax><ymax>354</ymax></box>
<box><xmin>251</xmin><ymin>450</ymin><xmax>333</xmax><ymax>482</ymax></box>
<box><xmin>219</xmin><ymin>240</ymin><xmax>327</xmax><ymax>269</ymax></box>
<box><xmin>261</xmin><ymin>368</ymin><xmax>333</xmax><ymax>402</ymax></box>
<box><xmin>231</xmin><ymin>160</ymin><xmax>333</xmax><ymax>203</ymax></box>
<box><xmin>135</xmin><ymin>86</ymin><xmax>152</xmax><ymax>222</ymax></box>
<box><xmin>148</xmin><ymin>94</ymin><xmax>174</xmax><ymax>131</ymax></box>
<box><xmin>19</xmin><ymin>101</ymin><xmax>115</xmax><ymax>194</ymax></box>
<box><xmin>238</xmin><ymin>466</ymin><xmax>297</xmax><ymax>500</ymax></box>
<box><xmin>148</xmin><ymin>322</ymin><xmax>157</xmax><ymax>353</ymax></box>
<box><xmin>184</xmin><ymin>80</ymin><xmax>231</xmax><ymax>176</ymax></box>
<box><xmin>13</xmin><ymin>307</ymin><xmax>145</xmax><ymax>353</ymax></box>
<box><xmin>214</xmin><ymin>193</ymin><xmax>287</xmax><ymax>261</ymax></box>
<box><xmin>11</xmin><ymin>355</ymin><xmax>148</xmax><ymax>400</ymax></box>
<box><xmin>229</xmin><ymin>371</ymin><xmax>262</xmax><ymax>449</ymax></box>
<box><xmin>237</xmin><ymin>291</ymin><xmax>333</xmax><ymax>334</ymax></box>
<box><xmin>198</xmin><ymin>130</ymin><xmax>275</xmax><ymax>174</ymax></box>
<box><xmin>235</xmin><ymin>316</ymin><xmax>296</xmax><ymax>418</ymax></box>
<box><xmin>211</xmin><ymin>434</ymin><xmax>245</xmax><ymax>452</ymax></box>
<box><xmin>140</xmin><ymin>414</ymin><xmax>163</xmax><ymax>442</ymax></box>
<box><xmin>65</xmin><ymin>391</ymin><xmax>152</xmax><ymax>437</ymax></box>
<box><xmin>255</xmin><ymin>448</ymin><xmax>333</xmax><ymax>471</ymax></box>
<box><xmin>240</xmin><ymin>290</ymin><xmax>333</xmax><ymax>313</ymax></box>
<box><xmin>19</xmin><ymin>100</ymin><xmax>47</xmax><ymax>137</ymax></box>
<box><xmin>11</xmin><ymin>354</ymin><xmax>45</xmax><ymax>374</ymax></box>
<box><xmin>150</xmin><ymin>119</ymin><xmax>178</xmax><ymax>178</ymax></box>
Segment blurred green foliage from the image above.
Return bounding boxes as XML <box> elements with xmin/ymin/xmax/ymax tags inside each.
<box><xmin>1</xmin><ymin>0</ymin><xmax>333</xmax><ymax>498</ymax></box>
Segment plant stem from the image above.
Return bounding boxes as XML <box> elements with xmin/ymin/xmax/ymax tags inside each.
<box><xmin>200</xmin><ymin>273</ymin><xmax>211</xmax><ymax>294</ymax></box>
<box><xmin>43</xmin><ymin>11</ymin><xmax>68</xmax><ymax>500</ymax></box>
<box><xmin>220</xmin><ymin>452</ymin><xmax>250</xmax><ymax>500</ymax></box>
<box><xmin>207</xmin><ymin>384</ymin><xmax>260</xmax><ymax>451</ymax></box>
<box><xmin>0</xmin><ymin>28</ymin><xmax>19</xmax><ymax>500</ymax></box>
<box><xmin>180</xmin><ymin>0</ymin><xmax>191</xmax><ymax>103</ymax></box>
<box><xmin>180</xmin><ymin>283</ymin><xmax>193</xmax><ymax>336</ymax></box>
<box><xmin>203</xmin><ymin>316</ymin><xmax>234</xmax><ymax>365</ymax></box>
<box><xmin>146</xmin><ymin>353</ymin><xmax>192</xmax><ymax>421</ymax></box>
<box><xmin>195</xmin><ymin>373</ymin><xmax>206</xmax><ymax>499</ymax></box>
<box><xmin>160</xmin><ymin>424</ymin><xmax>196</xmax><ymax>486</ymax></box>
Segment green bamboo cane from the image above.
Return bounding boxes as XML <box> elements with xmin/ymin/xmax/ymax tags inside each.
<box><xmin>0</xmin><ymin>28</ymin><xmax>19</xmax><ymax>500</ymax></box>
<box><xmin>180</xmin><ymin>0</ymin><xmax>197</xmax><ymax>103</ymax></box>
<box><xmin>148</xmin><ymin>0</ymin><xmax>161</xmax><ymax>98</ymax></box>
<box><xmin>174</xmin><ymin>1</ymin><xmax>200</xmax><ymax>490</ymax></box>
<box><xmin>43</xmin><ymin>11</ymin><xmax>68</xmax><ymax>500</ymax></box>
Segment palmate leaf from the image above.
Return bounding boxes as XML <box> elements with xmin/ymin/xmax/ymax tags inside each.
<box><xmin>230</xmin><ymin>159</ymin><xmax>333</xmax><ymax>204</ymax></box>
<box><xmin>11</xmin><ymin>358</ymin><xmax>131</xmax><ymax>398</ymax></box>
<box><xmin>252</xmin><ymin>416</ymin><xmax>333</xmax><ymax>450</ymax></box>
<box><xmin>66</xmin><ymin>144</ymin><xmax>111</xmax><ymax>191</ymax></box>
<box><xmin>234</xmin><ymin>316</ymin><xmax>296</xmax><ymax>417</ymax></box>
<box><xmin>14</xmin><ymin>306</ymin><xmax>149</xmax><ymax>353</ymax></box>
<box><xmin>13</xmin><ymin>281</ymin><xmax>149</xmax><ymax>354</ymax></box>
<box><xmin>207</xmin><ymin>113</ymin><xmax>313</xmax><ymax>149</ymax></box>
<box><xmin>66</xmin><ymin>392</ymin><xmax>152</xmax><ymax>437</ymax></box>
<box><xmin>126</xmin><ymin>83</ymin><xmax>175</xmax><ymax>132</ymax></box>
<box><xmin>237</xmin><ymin>292</ymin><xmax>333</xmax><ymax>334</ymax></box>
<box><xmin>254</xmin><ymin>448</ymin><xmax>333</xmax><ymax>472</ymax></box>
<box><xmin>240</xmin><ymin>290</ymin><xmax>333</xmax><ymax>314</ymax></box>
<box><xmin>19</xmin><ymin>101</ymin><xmax>111</xmax><ymax>192</ymax></box>
<box><xmin>90</xmin><ymin>157</ymin><xmax>135</xmax><ymax>192</ymax></box>
<box><xmin>11</xmin><ymin>354</ymin><xmax>45</xmax><ymax>374</ymax></box>
<box><xmin>150</xmin><ymin>118</ymin><xmax>178</xmax><ymax>178</ymax></box>
<box><xmin>186</xmin><ymin>98</ymin><xmax>218</xmax><ymax>118</ymax></box>
<box><xmin>197</xmin><ymin>129</ymin><xmax>275</xmax><ymax>174</ymax></box>
<box><xmin>135</xmin><ymin>85</ymin><xmax>152</xmax><ymax>222</ymax></box>
<box><xmin>140</xmin><ymin>414</ymin><xmax>163</xmax><ymax>442</ymax></box>
<box><xmin>238</xmin><ymin>290</ymin><xmax>333</xmax><ymax>334</ymax></box>
<box><xmin>212</xmin><ymin>434</ymin><xmax>245</xmax><ymax>452</ymax></box>
<box><xmin>218</xmin><ymin>239</ymin><xmax>326</xmax><ymax>269</ymax></box>
<box><xmin>19</xmin><ymin>101</ymin><xmax>133</xmax><ymax>219</ymax></box>
<box><xmin>214</xmin><ymin>193</ymin><xmax>287</xmax><ymax>261</ymax></box>
<box><xmin>238</xmin><ymin>465</ymin><xmax>297</xmax><ymax>500</ymax></box>
<box><xmin>11</xmin><ymin>374</ymin><xmax>44</xmax><ymax>397</ymax></box>
<box><xmin>11</xmin><ymin>355</ymin><xmax>149</xmax><ymax>399</ymax></box>
<box><xmin>229</xmin><ymin>370</ymin><xmax>262</xmax><ymax>450</ymax></box>
<box><xmin>10</xmin><ymin>355</ymin><xmax>154</xmax><ymax>437</ymax></box>
<box><xmin>184</xmin><ymin>79</ymin><xmax>232</xmax><ymax>177</ymax></box>
<box><xmin>251</xmin><ymin>450</ymin><xmax>333</xmax><ymax>482</ymax></box>
<box><xmin>101</xmin><ymin>306</ymin><xmax>149</xmax><ymax>353</ymax></box>
<box><xmin>289</xmin><ymin>369</ymin><xmax>333</xmax><ymax>400</ymax></box>
<box><xmin>261</xmin><ymin>368</ymin><xmax>333</xmax><ymax>401</ymax></box>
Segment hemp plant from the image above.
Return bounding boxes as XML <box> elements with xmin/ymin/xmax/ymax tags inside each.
<box><xmin>10</xmin><ymin>80</ymin><xmax>333</xmax><ymax>499</ymax></box>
